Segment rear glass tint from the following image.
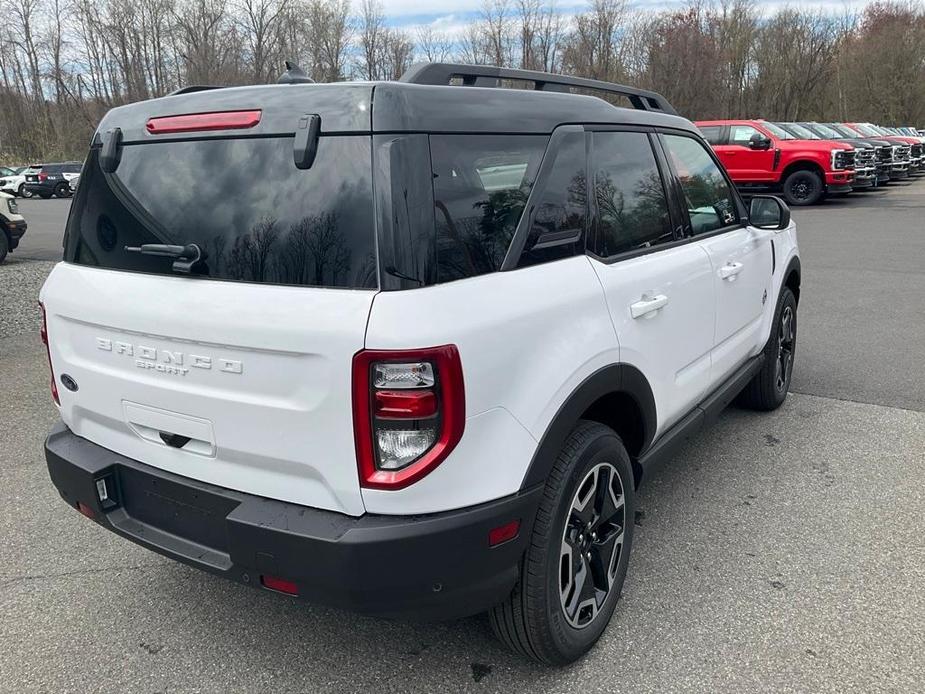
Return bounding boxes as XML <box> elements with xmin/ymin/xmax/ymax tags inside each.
<box><xmin>65</xmin><ymin>136</ymin><xmax>377</xmax><ymax>289</ymax></box>
<box><xmin>430</xmin><ymin>134</ymin><xmax>546</xmax><ymax>283</ymax></box>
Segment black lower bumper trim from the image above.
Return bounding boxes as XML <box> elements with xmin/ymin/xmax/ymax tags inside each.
<box><xmin>45</xmin><ymin>422</ymin><xmax>542</xmax><ymax>620</ymax></box>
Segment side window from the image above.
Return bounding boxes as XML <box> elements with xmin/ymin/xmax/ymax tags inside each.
<box><xmin>661</xmin><ymin>134</ymin><xmax>739</xmax><ymax>236</ymax></box>
<box><xmin>698</xmin><ymin>126</ymin><xmax>724</xmax><ymax>145</ymax></box>
<box><xmin>589</xmin><ymin>131</ymin><xmax>673</xmax><ymax>258</ymax></box>
<box><xmin>517</xmin><ymin>131</ymin><xmax>587</xmax><ymax>269</ymax></box>
<box><xmin>430</xmin><ymin>134</ymin><xmax>546</xmax><ymax>283</ymax></box>
<box><xmin>729</xmin><ymin>125</ymin><xmax>762</xmax><ymax>147</ymax></box>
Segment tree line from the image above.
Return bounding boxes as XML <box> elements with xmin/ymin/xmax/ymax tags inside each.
<box><xmin>1</xmin><ymin>0</ymin><xmax>924</xmax><ymax>162</ymax></box>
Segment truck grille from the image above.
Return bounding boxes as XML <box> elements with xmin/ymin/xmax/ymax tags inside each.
<box><xmin>878</xmin><ymin>146</ymin><xmax>894</xmax><ymax>162</ymax></box>
<box><xmin>838</xmin><ymin>150</ymin><xmax>856</xmax><ymax>169</ymax></box>
<box><xmin>855</xmin><ymin>148</ymin><xmax>876</xmax><ymax>167</ymax></box>
<box><xmin>895</xmin><ymin>145</ymin><xmax>911</xmax><ymax>163</ymax></box>
<box><xmin>911</xmin><ymin>143</ymin><xmax>923</xmax><ymax>158</ymax></box>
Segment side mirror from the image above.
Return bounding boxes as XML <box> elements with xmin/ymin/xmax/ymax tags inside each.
<box><xmin>748</xmin><ymin>133</ymin><xmax>772</xmax><ymax>150</ymax></box>
<box><xmin>749</xmin><ymin>195</ymin><xmax>790</xmax><ymax>230</ymax></box>
<box><xmin>529</xmin><ymin>202</ymin><xmax>581</xmax><ymax>250</ymax></box>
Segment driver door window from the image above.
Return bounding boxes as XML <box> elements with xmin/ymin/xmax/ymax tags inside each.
<box><xmin>730</xmin><ymin>125</ymin><xmax>763</xmax><ymax>147</ymax></box>
<box><xmin>661</xmin><ymin>134</ymin><xmax>739</xmax><ymax>236</ymax></box>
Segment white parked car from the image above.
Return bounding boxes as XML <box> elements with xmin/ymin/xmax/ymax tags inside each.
<box><xmin>0</xmin><ymin>191</ymin><xmax>28</xmax><ymax>262</ymax></box>
<box><xmin>39</xmin><ymin>63</ymin><xmax>801</xmax><ymax>665</ymax></box>
<box><xmin>0</xmin><ymin>166</ymin><xmax>38</xmax><ymax>198</ymax></box>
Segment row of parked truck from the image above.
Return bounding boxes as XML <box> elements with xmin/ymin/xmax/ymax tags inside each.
<box><xmin>694</xmin><ymin>120</ymin><xmax>925</xmax><ymax>206</ymax></box>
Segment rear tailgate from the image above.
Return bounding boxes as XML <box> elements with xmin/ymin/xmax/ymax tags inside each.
<box><xmin>41</xmin><ymin>84</ymin><xmax>377</xmax><ymax>516</ymax></box>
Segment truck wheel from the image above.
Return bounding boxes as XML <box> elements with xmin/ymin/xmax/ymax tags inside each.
<box><xmin>0</xmin><ymin>232</ymin><xmax>8</xmax><ymax>263</ymax></box>
<box><xmin>54</xmin><ymin>182</ymin><xmax>70</xmax><ymax>198</ymax></box>
<box><xmin>782</xmin><ymin>170</ymin><xmax>823</xmax><ymax>206</ymax></box>
<box><xmin>489</xmin><ymin>420</ymin><xmax>635</xmax><ymax>665</ymax></box>
<box><xmin>737</xmin><ymin>287</ymin><xmax>797</xmax><ymax>411</ymax></box>
<box><xmin>18</xmin><ymin>183</ymin><xmax>31</xmax><ymax>198</ymax></box>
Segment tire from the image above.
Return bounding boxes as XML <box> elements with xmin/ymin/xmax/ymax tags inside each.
<box><xmin>782</xmin><ymin>169</ymin><xmax>823</xmax><ymax>206</ymax></box>
<box><xmin>737</xmin><ymin>287</ymin><xmax>797</xmax><ymax>411</ymax></box>
<box><xmin>0</xmin><ymin>232</ymin><xmax>8</xmax><ymax>263</ymax></box>
<box><xmin>489</xmin><ymin>420</ymin><xmax>635</xmax><ymax>665</ymax></box>
<box><xmin>53</xmin><ymin>182</ymin><xmax>70</xmax><ymax>198</ymax></box>
<box><xmin>17</xmin><ymin>183</ymin><xmax>31</xmax><ymax>198</ymax></box>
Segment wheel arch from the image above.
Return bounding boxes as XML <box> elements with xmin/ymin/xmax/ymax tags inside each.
<box><xmin>783</xmin><ymin>255</ymin><xmax>801</xmax><ymax>305</ymax></box>
<box><xmin>520</xmin><ymin>364</ymin><xmax>657</xmax><ymax>491</ymax></box>
<box><xmin>780</xmin><ymin>158</ymin><xmax>825</xmax><ymax>183</ymax></box>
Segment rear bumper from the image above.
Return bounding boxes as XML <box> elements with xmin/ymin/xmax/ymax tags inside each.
<box><xmin>25</xmin><ymin>183</ymin><xmax>56</xmax><ymax>196</ymax></box>
<box><xmin>44</xmin><ymin>421</ymin><xmax>541</xmax><ymax>620</ymax></box>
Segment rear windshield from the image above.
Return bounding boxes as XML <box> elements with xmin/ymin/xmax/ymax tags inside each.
<box><xmin>65</xmin><ymin>136</ymin><xmax>377</xmax><ymax>289</ymax></box>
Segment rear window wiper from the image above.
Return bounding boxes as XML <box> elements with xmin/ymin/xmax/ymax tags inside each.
<box><xmin>124</xmin><ymin>243</ymin><xmax>207</xmax><ymax>274</ymax></box>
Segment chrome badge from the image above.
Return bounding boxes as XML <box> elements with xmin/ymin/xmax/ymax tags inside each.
<box><xmin>96</xmin><ymin>338</ymin><xmax>243</xmax><ymax>376</ymax></box>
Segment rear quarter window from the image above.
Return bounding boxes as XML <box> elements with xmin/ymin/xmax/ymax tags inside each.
<box><xmin>430</xmin><ymin>134</ymin><xmax>546</xmax><ymax>283</ymax></box>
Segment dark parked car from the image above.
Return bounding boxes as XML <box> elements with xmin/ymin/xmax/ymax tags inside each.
<box><xmin>798</xmin><ymin>123</ymin><xmax>895</xmax><ymax>184</ymax></box>
<box><xmin>24</xmin><ymin>162</ymin><xmax>82</xmax><ymax>198</ymax></box>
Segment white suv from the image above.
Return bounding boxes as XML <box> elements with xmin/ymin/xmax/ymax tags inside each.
<box><xmin>40</xmin><ymin>64</ymin><xmax>800</xmax><ymax>664</ymax></box>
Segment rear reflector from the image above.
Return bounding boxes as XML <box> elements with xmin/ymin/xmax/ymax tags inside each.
<box><xmin>488</xmin><ymin>520</ymin><xmax>521</xmax><ymax>547</ymax></box>
<box><xmin>146</xmin><ymin>110</ymin><xmax>262</xmax><ymax>135</ymax></box>
<box><xmin>374</xmin><ymin>390</ymin><xmax>438</xmax><ymax>419</ymax></box>
<box><xmin>260</xmin><ymin>575</ymin><xmax>299</xmax><ymax>596</ymax></box>
<box><xmin>77</xmin><ymin>502</ymin><xmax>95</xmax><ymax>519</ymax></box>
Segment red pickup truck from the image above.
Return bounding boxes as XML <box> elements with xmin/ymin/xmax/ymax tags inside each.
<box><xmin>695</xmin><ymin>119</ymin><xmax>856</xmax><ymax>206</ymax></box>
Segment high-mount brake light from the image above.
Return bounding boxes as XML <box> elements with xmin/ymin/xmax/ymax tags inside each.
<box><xmin>353</xmin><ymin>346</ymin><xmax>465</xmax><ymax>490</ymax></box>
<box><xmin>39</xmin><ymin>302</ymin><xmax>59</xmax><ymax>405</ymax></box>
<box><xmin>145</xmin><ymin>110</ymin><xmax>262</xmax><ymax>135</ymax></box>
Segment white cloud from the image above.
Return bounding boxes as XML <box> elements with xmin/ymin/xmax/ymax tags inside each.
<box><xmin>373</xmin><ymin>0</ymin><xmax>884</xmax><ymax>22</ymax></box>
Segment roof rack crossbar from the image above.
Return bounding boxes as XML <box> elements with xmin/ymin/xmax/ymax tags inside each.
<box><xmin>399</xmin><ymin>63</ymin><xmax>678</xmax><ymax>116</ymax></box>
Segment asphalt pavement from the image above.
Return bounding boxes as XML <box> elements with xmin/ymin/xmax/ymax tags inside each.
<box><xmin>1</xmin><ymin>184</ymin><xmax>923</xmax><ymax>692</ymax></box>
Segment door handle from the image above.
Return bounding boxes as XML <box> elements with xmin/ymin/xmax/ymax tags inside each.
<box><xmin>630</xmin><ymin>293</ymin><xmax>669</xmax><ymax>319</ymax></box>
<box><xmin>719</xmin><ymin>262</ymin><xmax>744</xmax><ymax>281</ymax></box>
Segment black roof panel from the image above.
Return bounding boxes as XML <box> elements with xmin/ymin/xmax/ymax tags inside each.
<box><xmin>372</xmin><ymin>82</ymin><xmax>695</xmax><ymax>134</ymax></box>
<box><xmin>93</xmin><ymin>79</ymin><xmax>697</xmax><ymax>143</ymax></box>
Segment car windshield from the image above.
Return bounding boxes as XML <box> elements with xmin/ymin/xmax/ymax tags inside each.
<box><xmin>809</xmin><ymin>123</ymin><xmax>843</xmax><ymax>139</ymax></box>
<box><xmin>780</xmin><ymin>123</ymin><xmax>818</xmax><ymax>139</ymax></box>
<box><xmin>762</xmin><ymin>122</ymin><xmax>794</xmax><ymax>139</ymax></box>
<box><xmin>833</xmin><ymin>124</ymin><xmax>864</xmax><ymax>137</ymax></box>
<box><xmin>853</xmin><ymin>124</ymin><xmax>880</xmax><ymax>136</ymax></box>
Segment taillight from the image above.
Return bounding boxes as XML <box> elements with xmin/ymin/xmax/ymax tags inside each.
<box><xmin>146</xmin><ymin>110</ymin><xmax>262</xmax><ymax>135</ymax></box>
<box><xmin>39</xmin><ymin>302</ymin><xmax>59</xmax><ymax>405</ymax></box>
<box><xmin>38</xmin><ymin>172</ymin><xmax>47</xmax><ymax>182</ymax></box>
<box><xmin>353</xmin><ymin>346</ymin><xmax>465</xmax><ymax>490</ymax></box>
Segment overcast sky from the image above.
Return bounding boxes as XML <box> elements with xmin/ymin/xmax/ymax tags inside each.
<box><xmin>378</xmin><ymin>0</ymin><xmax>883</xmax><ymax>31</ymax></box>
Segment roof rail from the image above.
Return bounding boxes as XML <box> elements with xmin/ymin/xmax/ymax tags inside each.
<box><xmin>399</xmin><ymin>63</ymin><xmax>678</xmax><ymax>116</ymax></box>
<box><xmin>168</xmin><ymin>85</ymin><xmax>226</xmax><ymax>96</ymax></box>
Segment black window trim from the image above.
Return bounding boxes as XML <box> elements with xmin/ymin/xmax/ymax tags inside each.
<box><xmin>500</xmin><ymin>124</ymin><xmax>587</xmax><ymax>272</ymax></box>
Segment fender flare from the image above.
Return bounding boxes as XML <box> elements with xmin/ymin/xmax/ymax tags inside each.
<box><xmin>519</xmin><ymin>363</ymin><xmax>656</xmax><ymax>490</ymax></box>
<box><xmin>782</xmin><ymin>254</ymin><xmax>801</xmax><ymax>302</ymax></box>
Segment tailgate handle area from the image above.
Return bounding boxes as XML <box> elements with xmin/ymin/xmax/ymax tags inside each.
<box><xmin>123</xmin><ymin>401</ymin><xmax>215</xmax><ymax>457</ymax></box>
<box><xmin>159</xmin><ymin>432</ymin><xmax>192</xmax><ymax>449</ymax></box>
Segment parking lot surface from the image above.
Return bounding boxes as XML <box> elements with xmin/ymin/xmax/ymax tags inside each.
<box><xmin>1</xmin><ymin>186</ymin><xmax>924</xmax><ymax>692</ymax></box>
